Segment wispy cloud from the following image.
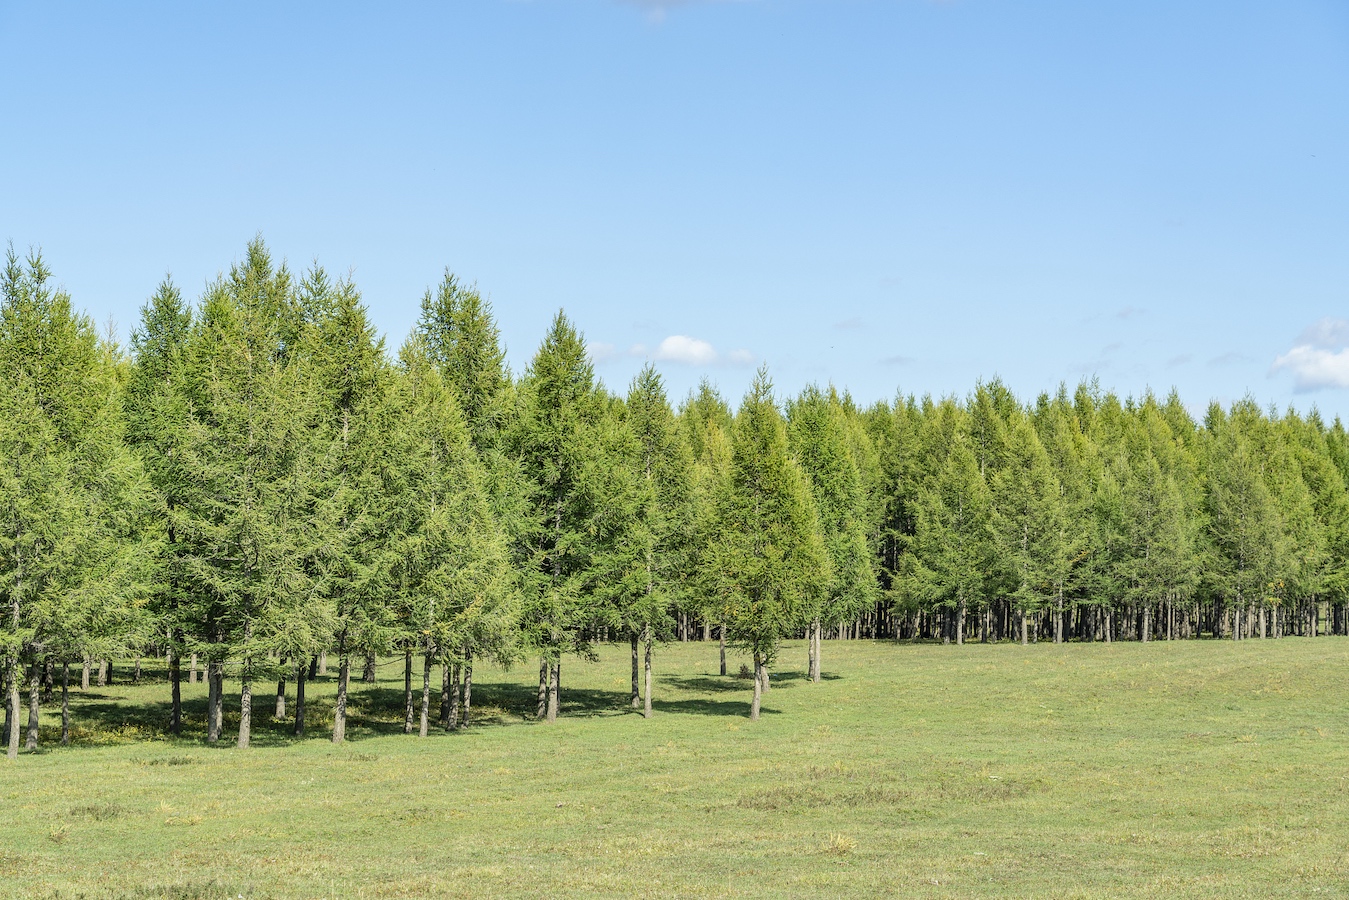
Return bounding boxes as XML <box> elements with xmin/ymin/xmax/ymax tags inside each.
<box><xmin>880</xmin><ymin>355</ymin><xmax>913</xmax><ymax>366</ymax></box>
<box><xmin>1273</xmin><ymin>317</ymin><xmax>1349</xmax><ymax>391</ymax></box>
<box><xmin>590</xmin><ymin>334</ymin><xmax>754</xmax><ymax>367</ymax></box>
<box><xmin>1208</xmin><ymin>351</ymin><xmax>1253</xmax><ymax>367</ymax></box>
<box><xmin>1165</xmin><ymin>354</ymin><xmax>1193</xmax><ymax>368</ymax></box>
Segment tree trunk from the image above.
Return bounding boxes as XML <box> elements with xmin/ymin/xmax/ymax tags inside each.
<box><xmin>1019</xmin><ymin>608</ymin><xmax>1028</xmax><ymax>646</ymax></box>
<box><xmin>630</xmin><ymin>632</ymin><xmax>640</xmax><ymax>709</ymax></box>
<box><xmin>811</xmin><ymin>618</ymin><xmax>822</xmax><ymax>683</ymax></box>
<box><xmin>750</xmin><ymin>652</ymin><xmax>763</xmax><ymax>721</ymax></box>
<box><xmin>275</xmin><ymin>669</ymin><xmax>286</xmax><ymax>719</ymax></box>
<box><xmin>308</xmin><ymin>654</ymin><xmax>318</xmax><ymax>680</ymax></box>
<box><xmin>97</xmin><ymin>659</ymin><xmax>107</xmax><ymax>687</ymax></box>
<box><xmin>332</xmin><ymin>654</ymin><xmax>350</xmax><ymax>744</ymax></box>
<box><xmin>319</xmin><ymin>651</ymin><xmax>327</xmax><ymax>676</ymax></box>
<box><xmin>5</xmin><ymin>661</ymin><xmax>17</xmax><ymax>759</ymax></box>
<box><xmin>1055</xmin><ymin>592</ymin><xmax>1064</xmax><ymax>644</ymax></box>
<box><xmin>957</xmin><ymin>596</ymin><xmax>967</xmax><ymax>645</ymax></box>
<box><xmin>169</xmin><ymin>648</ymin><xmax>182</xmax><ymax>735</ymax></box>
<box><xmin>546</xmin><ymin>661</ymin><xmax>559</xmax><ymax>724</ymax></box>
<box><xmin>643</xmin><ymin>627</ymin><xmax>653</xmax><ymax>720</ymax></box>
<box><xmin>418</xmin><ymin>651</ymin><xmax>432</xmax><ymax>738</ymax></box>
<box><xmin>189</xmin><ymin>653</ymin><xmax>197</xmax><ymax>685</ymax></box>
<box><xmin>440</xmin><ymin>660</ymin><xmax>451</xmax><ymax>728</ymax></box>
<box><xmin>82</xmin><ymin>657</ymin><xmax>91</xmax><ymax>690</ymax></box>
<box><xmin>403</xmin><ymin>651</ymin><xmax>414</xmax><ymax>735</ymax></box>
<box><xmin>449</xmin><ymin>664</ymin><xmax>461</xmax><ymax>731</ymax></box>
<box><xmin>463</xmin><ymin>653</ymin><xmax>473</xmax><ymax>727</ymax></box>
<box><xmin>293</xmin><ymin>661</ymin><xmax>306</xmax><ymax>737</ymax></box>
<box><xmin>26</xmin><ymin>664</ymin><xmax>40</xmax><ymax>750</ymax></box>
<box><xmin>363</xmin><ymin>652</ymin><xmax>376</xmax><ymax>684</ymax></box>
<box><xmin>1142</xmin><ymin>604</ymin><xmax>1150</xmax><ymax>643</ymax></box>
<box><xmin>536</xmin><ymin>658</ymin><xmax>547</xmax><ymax>719</ymax></box>
<box><xmin>133</xmin><ymin>657</ymin><xmax>142</xmax><ymax>684</ymax></box>
<box><xmin>206</xmin><ymin>658</ymin><xmax>222</xmax><ymax>744</ymax></box>
<box><xmin>719</xmin><ymin>628</ymin><xmax>727</xmax><ymax>677</ymax></box>
<box><xmin>60</xmin><ymin>662</ymin><xmax>70</xmax><ymax>746</ymax></box>
<box><xmin>238</xmin><ymin>669</ymin><xmax>252</xmax><ymax>749</ymax></box>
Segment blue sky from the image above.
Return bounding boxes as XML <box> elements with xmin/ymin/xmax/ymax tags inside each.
<box><xmin>2</xmin><ymin>1</ymin><xmax>1346</xmax><ymax>415</ymax></box>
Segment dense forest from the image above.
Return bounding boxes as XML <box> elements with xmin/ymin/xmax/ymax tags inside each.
<box><xmin>4</xmin><ymin>240</ymin><xmax>1349</xmax><ymax>756</ymax></box>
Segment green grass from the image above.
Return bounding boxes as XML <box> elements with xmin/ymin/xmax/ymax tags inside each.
<box><xmin>3</xmin><ymin>637</ymin><xmax>1349</xmax><ymax>898</ymax></box>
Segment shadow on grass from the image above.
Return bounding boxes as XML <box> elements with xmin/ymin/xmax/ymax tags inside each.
<box><xmin>651</xmin><ymin>696</ymin><xmax>778</xmax><ymax>717</ymax></box>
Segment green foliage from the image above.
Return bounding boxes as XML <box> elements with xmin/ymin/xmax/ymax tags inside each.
<box><xmin>707</xmin><ymin>369</ymin><xmax>829</xmax><ymax>666</ymax></box>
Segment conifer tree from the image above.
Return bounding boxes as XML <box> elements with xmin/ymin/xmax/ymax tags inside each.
<box><xmin>787</xmin><ymin>385</ymin><xmax>876</xmax><ymax>678</ymax></box>
<box><xmin>125</xmin><ymin>278</ymin><xmax>195</xmax><ymax>732</ymax></box>
<box><xmin>512</xmin><ymin>312</ymin><xmax>607</xmax><ymax>723</ymax></box>
<box><xmin>705</xmin><ymin>369</ymin><xmax>828</xmax><ymax>719</ymax></box>
<box><xmin>604</xmin><ymin>365</ymin><xmax>691</xmax><ymax>718</ymax></box>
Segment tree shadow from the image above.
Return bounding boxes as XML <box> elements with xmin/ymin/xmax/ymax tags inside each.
<box><xmin>659</xmin><ymin>674</ymin><xmax>753</xmax><ymax>694</ymax></box>
<box><xmin>651</xmin><ymin>697</ymin><xmax>780</xmax><ymax>717</ymax></box>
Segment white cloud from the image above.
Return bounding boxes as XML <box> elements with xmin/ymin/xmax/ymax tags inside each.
<box><xmin>587</xmin><ymin>334</ymin><xmax>754</xmax><ymax>368</ymax></box>
<box><xmin>1273</xmin><ymin>346</ymin><xmax>1349</xmax><ymax>392</ymax></box>
<box><xmin>1272</xmin><ymin>318</ymin><xmax>1349</xmax><ymax>392</ymax></box>
<box><xmin>654</xmin><ymin>335</ymin><xmax>719</xmax><ymax>366</ymax></box>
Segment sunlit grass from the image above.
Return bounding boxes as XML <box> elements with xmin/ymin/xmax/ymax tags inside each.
<box><xmin>2</xmin><ymin>637</ymin><xmax>1348</xmax><ymax>898</ymax></box>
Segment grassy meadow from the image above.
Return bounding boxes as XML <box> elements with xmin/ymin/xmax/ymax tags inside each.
<box><xmin>2</xmin><ymin>637</ymin><xmax>1348</xmax><ymax>898</ymax></box>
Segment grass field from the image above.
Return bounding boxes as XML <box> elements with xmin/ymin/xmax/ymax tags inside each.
<box><xmin>2</xmin><ymin>637</ymin><xmax>1349</xmax><ymax>899</ymax></box>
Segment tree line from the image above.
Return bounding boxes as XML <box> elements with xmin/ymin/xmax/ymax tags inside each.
<box><xmin>3</xmin><ymin>240</ymin><xmax>1348</xmax><ymax>755</ymax></box>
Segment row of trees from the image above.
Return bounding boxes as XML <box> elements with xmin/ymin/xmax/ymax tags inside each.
<box><xmin>4</xmin><ymin>240</ymin><xmax>1349</xmax><ymax>754</ymax></box>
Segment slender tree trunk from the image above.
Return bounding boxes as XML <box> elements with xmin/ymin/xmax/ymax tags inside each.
<box><xmin>82</xmin><ymin>657</ymin><xmax>91</xmax><ymax>690</ymax></box>
<box><xmin>274</xmin><ymin>667</ymin><xmax>286</xmax><ymax>719</ymax></box>
<box><xmin>462</xmin><ymin>652</ymin><xmax>473</xmax><ymax>727</ymax></box>
<box><xmin>537</xmin><ymin>658</ymin><xmax>547</xmax><ymax>719</ymax></box>
<box><xmin>403</xmin><ymin>651</ymin><xmax>414</xmax><ymax>735</ymax></box>
<box><xmin>26</xmin><ymin>664</ymin><xmax>40</xmax><ymax>750</ymax></box>
<box><xmin>546</xmin><ymin>661</ymin><xmax>559</xmax><ymax>724</ymax></box>
<box><xmin>1142</xmin><ymin>604</ymin><xmax>1151</xmax><ymax>643</ymax></box>
<box><xmin>643</xmin><ymin>626</ymin><xmax>653</xmax><ymax>720</ymax></box>
<box><xmin>319</xmin><ymin>651</ymin><xmax>327</xmax><ymax>675</ymax></box>
<box><xmin>293</xmin><ymin>661</ymin><xmax>306</xmax><ymax>737</ymax></box>
<box><xmin>133</xmin><ymin>657</ymin><xmax>142</xmax><ymax>684</ymax></box>
<box><xmin>440</xmin><ymin>660</ymin><xmax>451</xmax><ymax>728</ymax></box>
<box><xmin>5</xmin><ymin>661</ymin><xmax>17</xmax><ymax>759</ymax></box>
<box><xmin>1020</xmin><ymin>608</ymin><xmax>1028</xmax><ymax>646</ymax></box>
<box><xmin>60</xmin><ymin>662</ymin><xmax>70</xmax><ymax>746</ymax></box>
<box><xmin>308</xmin><ymin>655</ymin><xmax>318</xmax><ymax>680</ymax></box>
<box><xmin>238</xmin><ymin>667</ymin><xmax>252</xmax><ymax>750</ymax></box>
<box><xmin>169</xmin><ymin>647</ymin><xmax>182</xmax><ymax>735</ymax></box>
<box><xmin>812</xmin><ymin>618</ymin><xmax>822</xmax><ymax>683</ymax></box>
<box><xmin>332</xmin><ymin>654</ymin><xmax>350</xmax><ymax>744</ymax></box>
<box><xmin>97</xmin><ymin>660</ymin><xmax>107</xmax><ymax>687</ymax></box>
<box><xmin>957</xmin><ymin>596</ymin><xmax>967</xmax><ymax>646</ymax></box>
<box><xmin>1055</xmin><ymin>592</ymin><xmax>1064</xmax><ymax>644</ymax></box>
<box><xmin>189</xmin><ymin>653</ymin><xmax>197</xmax><ymax>685</ymax></box>
<box><xmin>449</xmin><ymin>664</ymin><xmax>461</xmax><ymax>731</ymax></box>
<box><xmin>630</xmin><ymin>631</ymin><xmax>640</xmax><ymax>709</ymax></box>
<box><xmin>750</xmin><ymin>652</ymin><xmax>763</xmax><ymax>721</ymax></box>
<box><xmin>719</xmin><ymin>627</ymin><xmax>727</xmax><ymax>677</ymax></box>
<box><xmin>418</xmin><ymin>651</ymin><xmax>432</xmax><ymax>738</ymax></box>
<box><xmin>363</xmin><ymin>652</ymin><xmax>376</xmax><ymax>684</ymax></box>
<box><xmin>206</xmin><ymin>658</ymin><xmax>222</xmax><ymax>744</ymax></box>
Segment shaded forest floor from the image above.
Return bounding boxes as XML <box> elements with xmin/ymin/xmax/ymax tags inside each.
<box><xmin>2</xmin><ymin>637</ymin><xmax>1348</xmax><ymax>898</ymax></box>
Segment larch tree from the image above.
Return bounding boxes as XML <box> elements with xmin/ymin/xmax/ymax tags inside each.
<box><xmin>705</xmin><ymin>369</ymin><xmax>828</xmax><ymax>720</ymax></box>
<box><xmin>125</xmin><ymin>277</ymin><xmax>195</xmax><ymax>733</ymax></box>
<box><xmin>512</xmin><ymin>311</ymin><xmax>607</xmax><ymax>723</ymax></box>
<box><xmin>787</xmin><ymin>385</ymin><xmax>876</xmax><ymax>680</ymax></box>
<box><xmin>606</xmin><ymin>364</ymin><xmax>692</xmax><ymax>718</ymax></box>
